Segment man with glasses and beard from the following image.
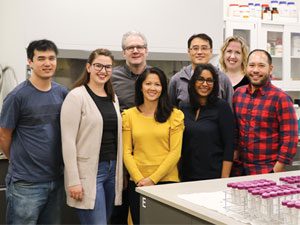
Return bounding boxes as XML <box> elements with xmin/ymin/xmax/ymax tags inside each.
<box><xmin>233</xmin><ymin>49</ymin><xmax>298</xmax><ymax>175</ymax></box>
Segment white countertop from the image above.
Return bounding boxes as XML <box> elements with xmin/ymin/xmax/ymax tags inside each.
<box><xmin>136</xmin><ymin>170</ymin><xmax>300</xmax><ymax>225</ymax></box>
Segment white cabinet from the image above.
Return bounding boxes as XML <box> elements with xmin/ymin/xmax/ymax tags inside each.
<box><xmin>258</xmin><ymin>22</ymin><xmax>284</xmax><ymax>89</ymax></box>
<box><xmin>285</xmin><ymin>24</ymin><xmax>300</xmax><ymax>90</ymax></box>
<box><xmin>24</xmin><ymin>0</ymin><xmax>223</xmax><ymax>59</ymax></box>
<box><xmin>225</xmin><ymin>19</ymin><xmax>258</xmax><ymax>50</ymax></box>
<box><xmin>225</xmin><ymin>18</ymin><xmax>300</xmax><ymax>91</ymax></box>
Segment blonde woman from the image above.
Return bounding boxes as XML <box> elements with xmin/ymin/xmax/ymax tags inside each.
<box><xmin>219</xmin><ymin>36</ymin><xmax>249</xmax><ymax>90</ymax></box>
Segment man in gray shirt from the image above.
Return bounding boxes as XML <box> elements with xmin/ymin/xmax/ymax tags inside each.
<box><xmin>169</xmin><ymin>33</ymin><xmax>233</xmax><ymax>108</ymax></box>
<box><xmin>110</xmin><ymin>31</ymin><xmax>150</xmax><ymax>225</ymax></box>
<box><xmin>111</xmin><ymin>31</ymin><xmax>151</xmax><ymax>112</ymax></box>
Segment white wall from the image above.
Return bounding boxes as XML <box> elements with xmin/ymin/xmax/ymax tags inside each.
<box><xmin>1</xmin><ymin>0</ymin><xmax>223</xmax><ymax>83</ymax></box>
<box><xmin>0</xmin><ymin>0</ymin><xmax>26</xmax><ymax>83</ymax></box>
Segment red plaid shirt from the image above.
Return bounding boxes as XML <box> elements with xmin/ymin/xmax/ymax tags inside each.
<box><xmin>233</xmin><ymin>81</ymin><xmax>298</xmax><ymax>175</ymax></box>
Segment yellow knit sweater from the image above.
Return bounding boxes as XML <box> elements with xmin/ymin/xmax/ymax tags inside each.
<box><xmin>122</xmin><ymin>107</ymin><xmax>184</xmax><ymax>184</ymax></box>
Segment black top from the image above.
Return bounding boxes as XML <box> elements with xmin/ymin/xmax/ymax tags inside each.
<box><xmin>233</xmin><ymin>75</ymin><xmax>249</xmax><ymax>91</ymax></box>
<box><xmin>85</xmin><ymin>85</ymin><xmax>117</xmax><ymax>161</ymax></box>
<box><xmin>180</xmin><ymin>99</ymin><xmax>234</xmax><ymax>181</ymax></box>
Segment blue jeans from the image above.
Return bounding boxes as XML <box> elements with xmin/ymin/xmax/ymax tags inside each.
<box><xmin>77</xmin><ymin>160</ymin><xmax>116</xmax><ymax>225</ymax></box>
<box><xmin>6</xmin><ymin>177</ymin><xmax>64</xmax><ymax>225</ymax></box>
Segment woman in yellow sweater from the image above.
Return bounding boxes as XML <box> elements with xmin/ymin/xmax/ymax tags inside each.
<box><xmin>122</xmin><ymin>67</ymin><xmax>184</xmax><ymax>225</ymax></box>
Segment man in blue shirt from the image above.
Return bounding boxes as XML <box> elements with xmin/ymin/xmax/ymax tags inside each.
<box><xmin>0</xmin><ymin>39</ymin><xmax>68</xmax><ymax>224</ymax></box>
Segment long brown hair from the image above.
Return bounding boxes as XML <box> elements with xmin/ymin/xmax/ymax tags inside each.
<box><xmin>73</xmin><ymin>48</ymin><xmax>115</xmax><ymax>102</ymax></box>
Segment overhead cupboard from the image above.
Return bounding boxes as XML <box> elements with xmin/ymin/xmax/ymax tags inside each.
<box><xmin>223</xmin><ymin>0</ymin><xmax>300</xmax><ymax>92</ymax></box>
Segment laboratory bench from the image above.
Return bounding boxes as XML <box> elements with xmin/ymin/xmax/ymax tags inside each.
<box><xmin>137</xmin><ymin>170</ymin><xmax>300</xmax><ymax>225</ymax></box>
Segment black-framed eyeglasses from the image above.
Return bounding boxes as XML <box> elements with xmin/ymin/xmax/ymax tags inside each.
<box><xmin>124</xmin><ymin>45</ymin><xmax>146</xmax><ymax>52</ymax></box>
<box><xmin>92</xmin><ymin>63</ymin><xmax>113</xmax><ymax>72</ymax></box>
<box><xmin>196</xmin><ymin>77</ymin><xmax>214</xmax><ymax>86</ymax></box>
<box><xmin>189</xmin><ymin>46</ymin><xmax>211</xmax><ymax>53</ymax></box>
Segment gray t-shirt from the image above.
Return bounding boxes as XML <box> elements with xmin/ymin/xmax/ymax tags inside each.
<box><xmin>0</xmin><ymin>80</ymin><xmax>68</xmax><ymax>183</ymax></box>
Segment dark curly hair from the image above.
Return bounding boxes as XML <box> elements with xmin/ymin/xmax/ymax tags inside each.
<box><xmin>188</xmin><ymin>64</ymin><xmax>219</xmax><ymax>112</ymax></box>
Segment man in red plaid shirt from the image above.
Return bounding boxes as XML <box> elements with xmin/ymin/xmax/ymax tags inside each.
<box><xmin>233</xmin><ymin>49</ymin><xmax>298</xmax><ymax>175</ymax></box>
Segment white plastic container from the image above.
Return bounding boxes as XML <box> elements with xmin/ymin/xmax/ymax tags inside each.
<box><xmin>271</xmin><ymin>0</ymin><xmax>279</xmax><ymax>10</ymax></box>
<box><xmin>248</xmin><ymin>2</ymin><xmax>256</xmax><ymax>18</ymax></box>
<box><xmin>278</xmin><ymin>1</ymin><xmax>288</xmax><ymax>20</ymax></box>
<box><xmin>262</xmin><ymin>5</ymin><xmax>272</xmax><ymax>21</ymax></box>
<box><xmin>254</xmin><ymin>3</ymin><xmax>262</xmax><ymax>18</ymax></box>
<box><xmin>239</xmin><ymin>5</ymin><xmax>250</xmax><ymax>19</ymax></box>
<box><xmin>228</xmin><ymin>3</ymin><xmax>240</xmax><ymax>17</ymax></box>
<box><xmin>295</xmin><ymin>201</ymin><xmax>300</xmax><ymax>225</ymax></box>
<box><xmin>286</xmin><ymin>201</ymin><xmax>295</xmax><ymax>225</ymax></box>
<box><xmin>291</xmin><ymin>201</ymin><xmax>300</xmax><ymax>225</ymax></box>
<box><xmin>287</xmin><ymin>1</ymin><xmax>298</xmax><ymax>22</ymax></box>
<box><xmin>261</xmin><ymin>192</ymin><xmax>273</xmax><ymax>221</ymax></box>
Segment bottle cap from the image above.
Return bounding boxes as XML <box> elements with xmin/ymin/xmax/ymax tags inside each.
<box><xmin>262</xmin><ymin>192</ymin><xmax>271</xmax><ymax>198</ymax></box>
<box><xmin>251</xmin><ymin>189</ymin><xmax>260</xmax><ymax>195</ymax></box>
<box><xmin>227</xmin><ymin>183</ymin><xmax>233</xmax><ymax>188</ymax></box>
<box><xmin>283</xmin><ymin>189</ymin><xmax>292</xmax><ymax>196</ymax></box>
<box><xmin>282</xmin><ymin>200</ymin><xmax>289</xmax><ymax>206</ymax></box>
<box><xmin>237</xmin><ymin>184</ymin><xmax>245</xmax><ymax>190</ymax></box>
<box><xmin>287</xmin><ymin>201</ymin><xmax>295</xmax><ymax>208</ymax></box>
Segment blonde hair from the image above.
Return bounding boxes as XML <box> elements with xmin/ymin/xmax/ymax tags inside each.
<box><xmin>219</xmin><ymin>36</ymin><xmax>249</xmax><ymax>74</ymax></box>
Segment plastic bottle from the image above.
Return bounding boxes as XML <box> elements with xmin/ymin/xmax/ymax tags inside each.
<box><xmin>287</xmin><ymin>1</ymin><xmax>298</xmax><ymax>22</ymax></box>
<box><xmin>278</xmin><ymin>1</ymin><xmax>288</xmax><ymax>20</ymax></box>
<box><xmin>226</xmin><ymin>182</ymin><xmax>236</xmax><ymax>204</ymax></box>
<box><xmin>228</xmin><ymin>3</ymin><xmax>240</xmax><ymax>17</ymax></box>
<box><xmin>239</xmin><ymin>4</ymin><xmax>250</xmax><ymax>19</ymax></box>
<box><xmin>237</xmin><ymin>183</ymin><xmax>247</xmax><ymax>205</ymax></box>
<box><xmin>271</xmin><ymin>0</ymin><xmax>279</xmax><ymax>10</ymax></box>
<box><xmin>248</xmin><ymin>2</ymin><xmax>256</xmax><ymax>18</ymax></box>
<box><xmin>295</xmin><ymin>201</ymin><xmax>300</xmax><ymax>225</ymax></box>
<box><xmin>261</xmin><ymin>192</ymin><xmax>273</xmax><ymax>220</ymax></box>
<box><xmin>282</xmin><ymin>200</ymin><xmax>290</xmax><ymax>223</ymax></box>
<box><xmin>286</xmin><ymin>201</ymin><xmax>295</xmax><ymax>224</ymax></box>
<box><xmin>229</xmin><ymin>182</ymin><xmax>239</xmax><ymax>204</ymax></box>
<box><xmin>262</xmin><ymin>4</ymin><xmax>271</xmax><ymax>20</ymax></box>
<box><xmin>254</xmin><ymin>3</ymin><xmax>262</xmax><ymax>18</ymax></box>
<box><xmin>272</xmin><ymin>7</ymin><xmax>280</xmax><ymax>21</ymax></box>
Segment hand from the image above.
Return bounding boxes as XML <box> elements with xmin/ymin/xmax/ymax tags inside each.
<box><xmin>137</xmin><ymin>177</ymin><xmax>155</xmax><ymax>187</ymax></box>
<box><xmin>68</xmin><ymin>184</ymin><xmax>84</xmax><ymax>201</ymax></box>
<box><xmin>273</xmin><ymin>161</ymin><xmax>285</xmax><ymax>173</ymax></box>
<box><xmin>233</xmin><ymin>150</ymin><xmax>239</xmax><ymax>161</ymax></box>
